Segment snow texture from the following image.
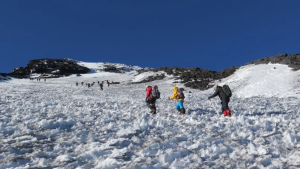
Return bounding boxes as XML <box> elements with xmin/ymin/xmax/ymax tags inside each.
<box><xmin>0</xmin><ymin>63</ymin><xmax>300</xmax><ymax>168</ymax></box>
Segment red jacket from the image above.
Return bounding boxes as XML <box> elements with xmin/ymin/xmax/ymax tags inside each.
<box><xmin>146</xmin><ymin>86</ymin><xmax>152</xmax><ymax>98</ymax></box>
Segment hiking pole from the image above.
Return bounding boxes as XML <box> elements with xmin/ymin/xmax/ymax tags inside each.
<box><xmin>210</xmin><ymin>99</ymin><xmax>219</xmax><ymax>117</ymax></box>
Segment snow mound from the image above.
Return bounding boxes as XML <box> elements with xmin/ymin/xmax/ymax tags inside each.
<box><xmin>212</xmin><ymin>64</ymin><xmax>300</xmax><ymax>98</ymax></box>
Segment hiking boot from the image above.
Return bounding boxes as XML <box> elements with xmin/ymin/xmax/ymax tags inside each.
<box><xmin>179</xmin><ymin>108</ymin><xmax>186</xmax><ymax>115</ymax></box>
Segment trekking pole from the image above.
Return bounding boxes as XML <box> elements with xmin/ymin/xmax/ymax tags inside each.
<box><xmin>210</xmin><ymin>99</ymin><xmax>219</xmax><ymax>117</ymax></box>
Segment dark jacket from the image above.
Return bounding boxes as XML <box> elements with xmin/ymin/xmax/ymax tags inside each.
<box><xmin>209</xmin><ymin>86</ymin><xmax>228</xmax><ymax>101</ymax></box>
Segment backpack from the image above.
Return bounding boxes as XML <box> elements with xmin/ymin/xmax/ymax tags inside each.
<box><xmin>222</xmin><ymin>84</ymin><xmax>232</xmax><ymax>97</ymax></box>
<box><xmin>151</xmin><ymin>85</ymin><xmax>160</xmax><ymax>99</ymax></box>
<box><xmin>177</xmin><ymin>88</ymin><xmax>185</xmax><ymax>99</ymax></box>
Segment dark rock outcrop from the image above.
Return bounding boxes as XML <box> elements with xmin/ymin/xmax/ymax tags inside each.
<box><xmin>11</xmin><ymin>58</ymin><xmax>90</xmax><ymax>77</ymax></box>
<box><xmin>246</xmin><ymin>53</ymin><xmax>300</xmax><ymax>70</ymax></box>
<box><xmin>103</xmin><ymin>65</ymin><xmax>119</xmax><ymax>72</ymax></box>
<box><xmin>136</xmin><ymin>66</ymin><xmax>238</xmax><ymax>90</ymax></box>
<box><xmin>133</xmin><ymin>74</ymin><xmax>165</xmax><ymax>84</ymax></box>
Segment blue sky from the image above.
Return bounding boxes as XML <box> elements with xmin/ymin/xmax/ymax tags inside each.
<box><xmin>1</xmin><ymin>0</ymin><xmax>300</xmax><ymax>73</ymax></box>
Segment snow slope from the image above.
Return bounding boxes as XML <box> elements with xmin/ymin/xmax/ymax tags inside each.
<box><xmin>211</xmin><ymin>64</ymin><xmax>300</xmax><ymax>98</ymax></box>
<box><xmin>78</xmin><ymin>61</ymin><xmax>142</xmax><ymax>73</ymax></box>
<box><xmin>0</xmin><ymin>63</ymin><xmax>300</xmax><ymax>168</ymax></box>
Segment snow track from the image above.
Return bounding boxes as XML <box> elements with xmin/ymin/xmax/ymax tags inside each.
<box><xmin>0</xmin><ymin>65</ymin><xmax>300</xmax><ymax>168</ymax></box>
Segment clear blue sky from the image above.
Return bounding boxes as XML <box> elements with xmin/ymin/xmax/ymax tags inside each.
<box><xmin>1</xmin><ymin>0</ymin><xmax>300</xmax><ymax>73</ymax></box>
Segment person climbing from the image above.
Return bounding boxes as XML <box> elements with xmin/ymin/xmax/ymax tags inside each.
<box><xmin>169</xmin><ymin>86</ymin><xmax>185</xmax><ymax>115</ymax></box>
<box><xmin>107</xmin><ymin>80</ymin><xmax>110</xmax><ymax>87</ymax></box>
<box><xmin>146</xmin><ymin>85</ymin><xmax>158</xmax><ymax>114</ymax></box>
<box><xmin>99</xmin><ymin>82</ymin><xmax>103</xmax><ymax>90</ymax></box>
<box><xmin>208</xmin><ymin>85</ymin><xmax>232</xmax><ymax>117</ymax></box>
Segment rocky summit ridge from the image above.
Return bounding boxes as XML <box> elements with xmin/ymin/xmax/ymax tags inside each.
<box><xmin>1</xmin><ymin>53</ymin><xmax>300</xmax><ymax>90</ymax></box>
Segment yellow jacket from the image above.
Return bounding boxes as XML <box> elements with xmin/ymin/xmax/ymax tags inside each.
<box><xmin>169</xmin><ymin>86</ymin><xmax>184</xmax><ymax>101</ymax></box>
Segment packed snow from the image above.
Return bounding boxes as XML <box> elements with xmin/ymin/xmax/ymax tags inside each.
<box><xmin>78</xmin><ymin>61</ymin><xmax>142</xmax><ymax>73</ymax></box>
<box><xmin>0</xmin><ymin>64</ymin><xmax>300</xmax><ymax>168</ymax></box>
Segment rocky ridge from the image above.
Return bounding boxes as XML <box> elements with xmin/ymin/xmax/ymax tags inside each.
<box><xmin>246</xmin><ymin>53</ymin><xmax>300</xmax><ymax>70</ymax></box>
<box><xmin>2</xmin><ymin>54</ymin><xmax>300</xmax><ymax>89</ymax></box>
<box><xmin>134</xmin><ymin>53</ymin><xmax>300</xmax><ymax>90</ymax></box>
<box><xmin>11</xmin><ymin>59</ymin><xmax>90</xmax><ymax>78</ymax></box>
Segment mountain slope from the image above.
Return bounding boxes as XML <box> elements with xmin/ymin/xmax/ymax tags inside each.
<box><xmin>210</xmin><ymin>63</ymin><xmax>300</xmax><ymax>98</ymax></box>
<box><xmin>133</xmin><ymin>53</ymin><xmax>300</xmax><ymax>90</ymax></box>
<box><xmin>78</xmin><ymin>61</ymin><xmax>143</xmax><ymax>73</ymax></box>
<box><xmin>0</xmin><ymin>63</ymin><xmax>300</xmax><ymax>168</ymax></box>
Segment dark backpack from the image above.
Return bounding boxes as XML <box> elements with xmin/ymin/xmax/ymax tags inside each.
<box><xmin>151</xmin><ymin>85</ymin><xmax>160</xmax><ymax>99</ymax></box>
<box><xmin>177</xmin><ymin>88</ymin><xmax>185</xmax><ymax>99</ymax></box>
<box><xmin>222</xmin><ymin>84</ymin><xmax>232</xmax><ymax>97</ymax></box>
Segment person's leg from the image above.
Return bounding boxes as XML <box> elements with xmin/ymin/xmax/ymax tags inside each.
<box><xmin>178</xmin><ymin>101</ymin><xmax>184</xmax><ymax>109</ymax></box>
<box><xmin>222</xmin><ymin>99</ymin><xmax>230</xmax><ymax>116</ymax></box>
<box><xmin>221</xmin><ymin>101</ymin><xmax>227</xmax><ymax>116</ymax></box>
<box><xmin>152</xmin><ymin>102</ymin><xmax>156</xmax><ymax>114</ymax></box>
<box><xmin>146</xmin><ymin>102</ymin><xmax>153</xmax><ymax>113</ymax></box>
<box><xmin>176</xmin><ymin>102</ymin><xmax>181</xmax><ymax>111</ymax></box>
<box><xmin>225</xmin><ymin>98</ymin><xmax>231</xmax><ymax>116</ymax></box>
<box><xmin>178</xmin><ymin>101</ymin><xmax>185</xmax><ymax>114</ymax></box>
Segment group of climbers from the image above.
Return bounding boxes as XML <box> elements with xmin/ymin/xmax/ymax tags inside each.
<box><xmin>75</xmin><ymin>80</ymin><xmax>113</xmax><ymax>90</ymax></box>
<box><xmin>145</xmin><ymin>84</ymin><xmax>232</xmax><ymax>117</ymax></box>
<box><xmin>145</xmin><ymin>85</ymin><xmax>186</xmax><ymax>115</ymax></box>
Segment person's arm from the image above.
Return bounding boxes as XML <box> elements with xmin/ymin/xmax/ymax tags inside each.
<box><xmin>208</xmin><ymin>89</ymin><xmax>219</xmax><ymax>99</ymax></box>
<box><xmin>169</xmin><ymin>92</ymin><xmax>177</xmax><ymax>100</ymax></box>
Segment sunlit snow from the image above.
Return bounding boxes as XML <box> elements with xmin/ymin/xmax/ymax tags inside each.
<box><xmin>0</xmin><ymin>63</ymin><xmax>300</xmax><ymax>168</ymax></box>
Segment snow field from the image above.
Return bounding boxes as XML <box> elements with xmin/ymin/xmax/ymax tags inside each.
<box><xmin>212</xmin><ymin>64</ymin><xmax>300</xmax><ymax>98</ymax></box>
<box><xmin>0</xmin><ymin>64</ymin><xmax>300</xmax><ymax>168</ymax></box>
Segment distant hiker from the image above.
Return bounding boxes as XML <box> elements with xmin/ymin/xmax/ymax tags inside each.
<box><xmin>99</xmin><ymin>83</ymin><xmax>103</xmax><ymax>90</ymax></box>
<box><xmin>88</xmin><ymin>83</ymin><xmax>91</xmax><ymax>88</ymax></box>
<box><xmin>208</xmin><ymin>85</ymin><xmax>232</xmax><ymax>117</ymax></box>
<box><xmin>97</xmin><ymin>81</ymin><xmax>100</xmax><ymax>85</ymax></box>
<box><xmin>169</xmin><ymin>87</ymin><xmax>185</xmax><ymax>115</ymax></box>
<box><xmin>146</xmin><ymin>85</ymin><xmax>160</xmax><ymax>114</ymax></box>
<box><xmin>76</xmin><ymin>82</ymin><xmax>78</xmax><ymax>86</ymax></box>
<box><xmin>44</xmin><ymin>78</ymin><xmax>46</xmax><ymax>82</ymax></box>
<box><xmin>81</xmin><ymin>82</ymin><xmax>84</xmax><ymax>86</ymax></box>
<box><xmin>107</xmin><ymin>80</ymin><xmax>110</xmax><ymax>87</ymax></box>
